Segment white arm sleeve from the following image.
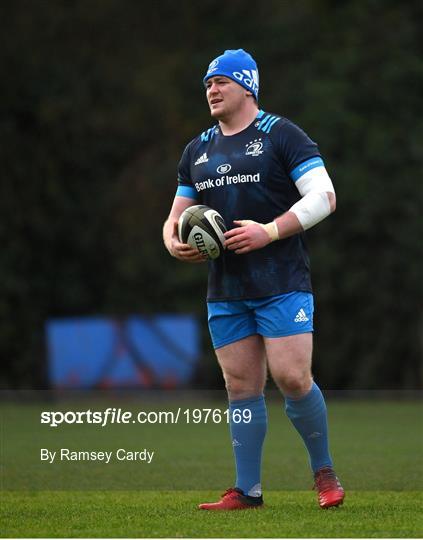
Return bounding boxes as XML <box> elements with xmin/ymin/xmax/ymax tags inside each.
<box><xmin>289</xmin><ymin>166</ymin><xmax>335</xmax><ymax>230</ymax></box>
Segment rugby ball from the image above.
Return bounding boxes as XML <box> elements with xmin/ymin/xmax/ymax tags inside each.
<box><xmin>178</xmin><ymin>205</ymin><xmax>227</xmax><ymax>259</ymax></box>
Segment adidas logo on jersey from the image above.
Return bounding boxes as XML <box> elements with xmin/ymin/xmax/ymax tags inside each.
<box><xmin>194</xmin><ymin>153</ymin><xmax>208</xmax><ymax>166</ymax></box>
<box><xmin>294</xmin><ymin>308</ymin><xmax>309</xmax><ymax>323</ymax></box>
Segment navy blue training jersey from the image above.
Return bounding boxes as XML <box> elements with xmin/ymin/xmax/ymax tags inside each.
<box><xmin>176</xmin><ymin>110</ymin><xmax>323</xmax><ymax>301</ymax></box>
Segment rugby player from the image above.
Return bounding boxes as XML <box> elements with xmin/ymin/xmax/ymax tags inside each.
<box><xmin>163</xmin><ymin>49</ymin><xmax>345</xmax><ymax>510</ymax></box>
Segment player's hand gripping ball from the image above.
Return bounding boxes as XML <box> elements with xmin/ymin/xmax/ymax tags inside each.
<box><xmin>178</xmin><ymin>205</ymin><xmax>227</xmax><ymax>259</ymax></box>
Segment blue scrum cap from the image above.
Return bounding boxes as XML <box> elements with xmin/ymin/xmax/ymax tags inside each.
<box><xmin>203</xmin><ymin>49</ymin><xmax>259</xmax><ymax>100</ymax></box>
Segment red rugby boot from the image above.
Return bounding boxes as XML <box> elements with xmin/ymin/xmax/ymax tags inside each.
<box><xmin>314</xmin><ymin>467</ymin><xmax>345</xmax><ymax>508</ymax></box>
<box><xmin>198</xmin><ymin>488</ymin><xmax>263</xmax><ymax>511</ymax></box>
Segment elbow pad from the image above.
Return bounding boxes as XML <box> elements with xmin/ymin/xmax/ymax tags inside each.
<box><xmin>290</xmin><ymin>165</ymin><xmax>335</xmax><ymax>230</ymax></box>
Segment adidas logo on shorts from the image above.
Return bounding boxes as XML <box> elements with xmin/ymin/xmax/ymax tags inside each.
<box><xmin>294</xmin><ymin>308</ymin><xmax>309</xmax><ymax>323</ymax></box>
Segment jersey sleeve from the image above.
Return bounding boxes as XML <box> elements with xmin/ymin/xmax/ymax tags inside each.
<box><xmin>275</xmin><ymin>120</ymin><xmax>324</xmax><ymax>183</ymax></box>
<box><xmin>176</xmin><ymin>142</ymin><xmax>199</xmax><ymax>199</ymax></box>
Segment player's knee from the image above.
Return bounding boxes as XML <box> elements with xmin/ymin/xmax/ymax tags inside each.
<box><xmin>276</xmin><ymin>371</ymin><xmax>312</xmax><ymax>398</ymax></box>
<box><xmin>224</xmin><ymin>373</ymin><xmax>263</xmax><ymax>400</ymax></box>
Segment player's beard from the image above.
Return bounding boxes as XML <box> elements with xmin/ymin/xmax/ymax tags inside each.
<box><xmin>209</xmin><ymin>101</ymin><xmax>225</xmax><ymax>120</ymax></box>
<box><xmin>210</xmin><ymin>108</ymin><xmax>225</xmax><ymax>121</ymax></box>
<box><xmin>208</xmin><ymin>91</ymin><xmax>248</xmax><ymax>122</ymax></box>
<box><xmin>209</xmin><ymin>100</ymin><xmax>237</xmax><ymax>122</ymax></box>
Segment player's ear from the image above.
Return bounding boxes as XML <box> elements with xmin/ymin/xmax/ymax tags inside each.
<box><xmin>246</xmin><ymin>91</ymin><xmax>253</xmax><ymax>96</ymax></box>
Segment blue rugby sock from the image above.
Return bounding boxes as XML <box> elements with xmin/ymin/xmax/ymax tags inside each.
<box><xmin>285</xmin><ymin>382</ymin><xmax>333</xmax><ymax>472</ymax></box>
<box><xmin>229</xmin><ymin>395</ymin><xmax>267</xmax><ymax>497</ymax></box>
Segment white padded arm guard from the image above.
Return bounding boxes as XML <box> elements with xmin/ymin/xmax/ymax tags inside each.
<box><xmin>290</xmin><ymin>166</ymin><xmax>335</xmax><ymax>230</ymax></box>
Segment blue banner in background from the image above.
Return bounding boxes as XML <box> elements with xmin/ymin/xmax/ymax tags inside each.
<box><xmin>46</xmin><ymin>315</ymin><xmax>200</xmax><ymax>389</ymax></box>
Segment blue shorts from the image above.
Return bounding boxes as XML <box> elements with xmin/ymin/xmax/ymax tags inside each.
<box><xmin>207</xmin><ymin>291</ymin><xmax>314</xmax><ymax>349</ymax></box>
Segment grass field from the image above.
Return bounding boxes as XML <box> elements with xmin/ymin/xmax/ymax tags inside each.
<box><xmin>1</xmin><ymin>398</ymin><xmax>422</xmax><ymax>537</ymax></box>
<box><xmin>2</xmin><ymin>490</ymin><xmax>422</xmax><ymax>538</ymax></box>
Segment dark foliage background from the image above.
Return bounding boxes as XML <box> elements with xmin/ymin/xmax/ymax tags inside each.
<box><xmin>1</xmin><ymin>0</ymin><xmax>422</xmax><ymax>389</ymax></box>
